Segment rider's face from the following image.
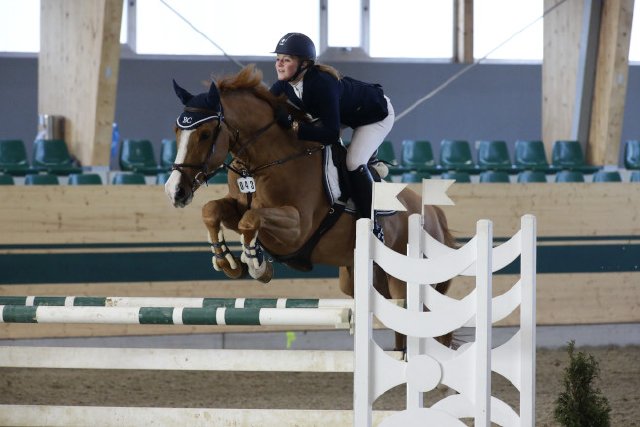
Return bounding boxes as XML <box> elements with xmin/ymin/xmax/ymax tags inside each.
<box><xmin>275</xmin><ymin>54</ymin><xmax>300</xmax><ymax>81</ymax></box>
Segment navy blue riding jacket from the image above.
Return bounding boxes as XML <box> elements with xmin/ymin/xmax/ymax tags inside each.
<box><xmin>270</xmin><ymin>66</ymin><xmax>389</xmax><ymax>145</ymax></box>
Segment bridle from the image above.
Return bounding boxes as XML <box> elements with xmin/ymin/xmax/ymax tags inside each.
<box><xmin>171</xmin><ymin>105</ymin><xmax>324</xmax><ymax>195</ymax></box>
<box><xmin>171</xmin><ymin>106</ymin><xmax>277</xmax><ymax>192</ymax></box>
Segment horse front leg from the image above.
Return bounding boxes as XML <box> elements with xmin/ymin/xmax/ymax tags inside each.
<box><xmin>237</xmin><ymin>206</ymin><xmax>301</xmax><ymax>284</ymax></box>
<box><xmin>202</xmin><ymin>198</ymin><xmax>246</xmax><ymax>279</ymax></box>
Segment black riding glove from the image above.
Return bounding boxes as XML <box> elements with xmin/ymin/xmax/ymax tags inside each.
<box><xmin>275</xmin><ymin>106</ymin><xmax>293</xmax><ymax>129</ymax></box>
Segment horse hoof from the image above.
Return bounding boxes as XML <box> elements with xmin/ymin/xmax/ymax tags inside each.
<box><xmin>224</xmin><ymin>262</ymin><xmax>247</xmax><ymax>280</ymax></box>
<box><xmin>256</xmin><ymin>262</ymin><xmax>274</xmax><ymax>284</ymax></box>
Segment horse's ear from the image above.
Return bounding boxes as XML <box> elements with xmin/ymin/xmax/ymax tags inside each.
<box><xmin>207</xmin><ymin>81</ymin><xmax>221</xmax><ymax>111</ymax></box>
<box><xmin>173</xmin><ymin>79</ymin><xmax>193</xmax><ymax>105</ymax></box>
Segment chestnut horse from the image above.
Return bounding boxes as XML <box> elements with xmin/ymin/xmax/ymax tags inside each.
<box><xmin>165</xmin><ymin>65</ymin><xmax>456</xmax><ymax>349</ymax></box>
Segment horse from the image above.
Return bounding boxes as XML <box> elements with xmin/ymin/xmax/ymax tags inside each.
<box><xmin>165</xmin><ymin>65</ymin><xmax>456</xmax><ymax>350</ymax></box>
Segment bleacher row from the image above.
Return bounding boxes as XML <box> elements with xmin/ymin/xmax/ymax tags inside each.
<box><xmin>373</xmin><ymin>139</ymin><xmax>640</xmax><ymax>183</ymax></box>
<box><xmin>0</xmin><ymin>138</ymin><xmax>195</xmax><ymax>186</ymax></box>
<box><xmin>2</xmin><ymin>137</ymin><xmax>640</xmax><ymax>185</ymax></box>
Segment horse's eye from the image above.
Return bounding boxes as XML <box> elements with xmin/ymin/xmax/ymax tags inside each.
<box><xmin>200</xmin><ymin>131</ymin><xmax>211</xmax><ymax>141</ymax></box>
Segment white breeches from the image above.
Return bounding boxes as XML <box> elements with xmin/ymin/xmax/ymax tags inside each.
<box><xmin>346</xmin><ymin>96</ymin><xmax>395</xmax><ymax>171</ymax></box>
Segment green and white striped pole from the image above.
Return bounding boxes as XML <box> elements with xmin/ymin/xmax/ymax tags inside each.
<box><xmin>0</xmin><ymin>305</ymin><xmax>351</xmax><ymax>329</ymax></box>
<box><xmin>0</xmin><ymin>296</ymin><xmax>404</xmax><ymax>309</ymax></box>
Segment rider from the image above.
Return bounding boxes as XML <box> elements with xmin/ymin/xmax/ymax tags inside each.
<box><xmin>269</xmin><ymin>32</ymin><xmax>394</xmax><ymax>240</ymax></box>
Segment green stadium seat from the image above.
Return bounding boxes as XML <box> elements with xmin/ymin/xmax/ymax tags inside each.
<box><xmin>551</xmin><ymin>140</ymin><xmax>599</xmax><ymax>173</ymax></box>
<box><xmin>68</xmin><ymin>173</ymin><xmax>103</xmax><ymax>185</ymax></box>
<box><xmin>372</xmin><ymin>140</ymin><xmax>404</xmax><ymax>176</ymax></box>
<box><xmin>120</xmin><ymin>139</ymin><xmax>165</xmax><ymax>175</ymax></box>
<box><xmin>555</xmin><ymin>170</ymin><xmax>585</xmax><ymax>183</ymax></box>
<box><xmin>476</xmin><ymin>140</ymin><xmax>514</xmax><ymax>172</ymax></box>
<box><xmin>441</xmin><ymin>171</ymin><xmax>471</xmax><ymax>183</ymax></box>
<box><xmin>592</xmin><ymin>170</ymin><xmax>622</xmax><ymax>182</ymax></box>
<box><xmin>400</xmin><ymin>171</ymin><xmax>431</xmax><ymax>183</ymax></box>
<box><xmin>24</xmin><ymin>173</ymin><xmax>59</xmax><ymax>185</ymax></box>
<box><xmin>156</xmin><ymin>172</ymin><xmax>171</xmax><ymax>185</ymax></box>
<box><xmin>630</xmin><ymin>170</ymin><xmax>640</xmax><ymax>182</ymax></box>
<box><xmin>517</xmin><ymin>170</ymin><xmax>547</xmax><ymax>183</ymax></box>
<box><xmin>479</xmin><ymin>170</ymin><xmax>510</xmax><ymax>183</ymax></box>
<box><xmin>439</xmin><ymin>139</ymin><xmax>477</xmax><ymax>173</ymax></box>
<box><xmin>160</xmin><ymin>139</ymin><xmax>177</xmax><ymax>170</ymax></box>
<box><xmin>111</xmin><ymin>172</ymin><xmax>146</xmax><ymax>185</ymax></box>
<box><xmin>513</xmin><ymin>140</ymin><xmax>551</xmax><ymax>172</ymax></box>
<box><xmin>32</xmin><ymin>139</ymin><xmax>82</xmax><ymax>175</ymax></box>
<box><xmin>400</xmin><ymin>140</ymin><xmax>440</xmax><ymax>173</ymax></box>
<box><xmin>0</xmin><ymin>139</ymin><xmax>31</xmax><ymax>176</ymax></box>
<box><xmin>0</xmin><ymin>174</ymin><xmax>15</xmax><ymax>185</ymax></box>
<box><xmin>623</xmin><ymin>140</ymin><xmax>640</xmax><ymax>170</ymax></box>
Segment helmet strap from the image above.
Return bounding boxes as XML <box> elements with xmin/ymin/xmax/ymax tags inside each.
<box><xmin>288</xmin><ymin>61</ymin><xmax>311</xmax><ymax>83</ymax></box>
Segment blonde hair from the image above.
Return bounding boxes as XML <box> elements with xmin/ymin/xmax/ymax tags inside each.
<box><xmin>314</xmin><ymin>63</ymin><xmax>342</xmax><ymax>80</ymax></box>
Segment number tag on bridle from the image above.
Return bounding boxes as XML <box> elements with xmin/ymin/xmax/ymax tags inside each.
<box><xmin>237</xmin><ymin>177</ymin><xmax>256</xmax><ymax>193</ymax></box>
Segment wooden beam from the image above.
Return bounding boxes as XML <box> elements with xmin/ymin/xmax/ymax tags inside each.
<box><xmin>587</xmin><ymin>0</ymin><xmax>635</xmax><ymax>166</ymax></box>
<box><xmin>453</xmin><ymin>0</ymin><xmax>473</xmax><ymax>63</ymax></box>
<box><xmin>542</xmin><ymin>0</ymin><xmax>585</xmax><ymax>158</ymax></box>
<box><xmin>39</xmin><ymin>0</ymin><xmax>122</xmax><ymax>167</ymax></box>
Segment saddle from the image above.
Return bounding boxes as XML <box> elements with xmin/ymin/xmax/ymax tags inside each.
<box><xmin>267</xmin><ymin>142</ymin><xmax>390</xmax><ymax>272</ymax></box>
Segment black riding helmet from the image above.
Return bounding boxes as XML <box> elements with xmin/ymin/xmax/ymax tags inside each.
<box><xmin>273</xmin><ymin>32</ymin><xmax>316</xmax><ymax>62</ymax></box>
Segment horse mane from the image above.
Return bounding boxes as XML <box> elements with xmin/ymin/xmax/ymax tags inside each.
<box><xmin>216</xmin><ymin>64</ymin><xmax>306</xmax><ymax>121</ymax></box>
<box><xmin>216</xmin><ymin>64</ymin><xmax>283</xmax><ymax>109</ymax></box>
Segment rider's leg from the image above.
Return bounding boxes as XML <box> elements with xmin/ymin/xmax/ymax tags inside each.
<box><xmin>346</xmin><ymin>97</ymin><xmax>394</xmax><ymax>240</ymax></box>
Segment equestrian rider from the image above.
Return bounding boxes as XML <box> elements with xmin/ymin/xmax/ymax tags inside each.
<box><xmin>269</xmin><ymin>32</ymin><xmax>394</xmax><ymax>240</ymax></box>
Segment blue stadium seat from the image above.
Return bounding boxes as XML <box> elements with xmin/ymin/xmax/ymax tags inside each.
<box><xmin>517</xmin><ymin>170</ymin><xmax>547</xmax><ymax>183</ymax></box>
<box><xmin>400</xmin><ymin>171</ymin><xmax>431</xmax><ymax>183</ymax></box>
<box><xmin>623</xmin><ymin>140</ymin><xmax>640</xmax><ymax>170</ymax></box>
<box><xmin>111</xmin><ymin>172</ymin><xmax>146</xmax><ymax>185</ymax></box>
<box><xmin>479</xmin><ymin>170</ymin><xmax>510</xmax><ymax>183</ymax></box>
<box><xmin>441</xmin><ymin>171</ymin><xmax>471</xmax><ymax>183</ymax></box>
<box><xmin>592</xmin><ymin>170</ymin><xmax>622</xmax><ymax>182</ymax></box>
<box><xmin>24</xmin><ymin>173</ymin><xmax>59</xmax><ymax>185</ymax></box>
<box><xmin>555</xmin><ymin>170</ymin><xmax>585</xmax><ymax>183</ymax></box>
<box><xmin>68</xmin><ymin>173</ymin><xmax>103</xmax><ymax>185</ymax></box>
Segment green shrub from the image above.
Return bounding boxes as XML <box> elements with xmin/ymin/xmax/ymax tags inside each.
<box><xmin>554</xmin><ymin>340</ymin><xmax>611</xmax><ymax>427</ymax></box>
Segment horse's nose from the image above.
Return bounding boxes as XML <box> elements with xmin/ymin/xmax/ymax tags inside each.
<box><xmin>175</xmin><ymin>186</ymin><xmax>186</xmax><ymax>200</ymax></box>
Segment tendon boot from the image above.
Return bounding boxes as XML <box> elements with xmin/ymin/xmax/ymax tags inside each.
<box><xmin>348</xmin><ymin>165</ymin><xmax>384</xmax><ymax>242</ymax></box>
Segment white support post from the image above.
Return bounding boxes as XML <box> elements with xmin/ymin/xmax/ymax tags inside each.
<box><xmin>405</xmin><ymin>213</ymin><xmax>423</xmax><ymax>410</ymax></box>
<box><xmin>474</xmin><ymin>219</ymin><xmax>493</xmax><ymax>427</ymax></box>
<box><xmin>354</xmin><ymin>218</ymin><xmax>374</xmax><ymax>427</ymax></box>
<box><xmin>520</xmin><ymin>214</ymin><xmax>537</xmax><ymax>426</ymax></box>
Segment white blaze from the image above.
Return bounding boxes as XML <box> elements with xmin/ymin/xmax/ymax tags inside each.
<box><xmin>165</xmin><ymin>129</ymin><xmax>194</xmax><ymax>206</ymax></box>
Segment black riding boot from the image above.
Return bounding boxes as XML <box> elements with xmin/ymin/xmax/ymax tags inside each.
<box><xmin>348</xmin><ymin>165</ymin><xmax>384</xmax><ymax>242</ymax></box>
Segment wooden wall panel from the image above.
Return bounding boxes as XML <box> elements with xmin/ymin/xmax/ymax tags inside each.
<box><xmin>543</xmin><ymin>0</ymin><xmax>584</xmax><ymax>156</ymax></box>
<box><xmin>39</xmin><ymin>0</ymin><xmax>122</xmax><ymax>166</ymax></box>
<box><xmin>587</xmin><ymin>0</ymin><xmax>635</xmax><ymax>166</ymax></box>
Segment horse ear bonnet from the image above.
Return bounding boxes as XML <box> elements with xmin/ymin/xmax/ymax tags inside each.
<box><xmin>174</xmin><ymin>80</ymin><xmax>222</xmax><ymax>130</ymax></box>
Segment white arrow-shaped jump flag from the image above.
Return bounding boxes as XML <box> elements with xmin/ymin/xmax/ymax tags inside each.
<box><xmin>372</xmin><ymin>182</ymin><xmax>408</xmax><ymax>217</ymax></box>
<box><xmin>422</xmin><ymin>179</ymin><xmax>455</xmax><ymax>206</ymax></box>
